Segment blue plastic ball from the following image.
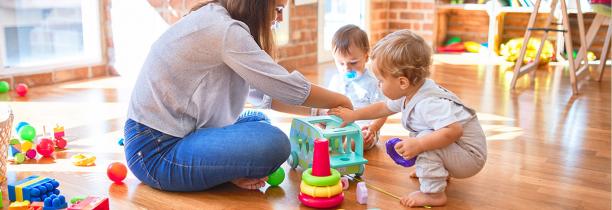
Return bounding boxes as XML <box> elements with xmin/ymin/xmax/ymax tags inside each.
<box><xmin>53</xmin><ymin>189</ymin><xmax>60</xmax><ymax>195</ymax></box>
<box><xmin>15</xmin><ymin>122</ymin><xmax>29</xmax><ymax>132</ymax></box>
<box><xmin>51</xmin><ymin>180</ymin><xmax>60</xmax><ymax>188</ymax></box>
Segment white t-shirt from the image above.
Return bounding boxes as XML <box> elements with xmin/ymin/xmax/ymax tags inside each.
<box><xmin>386</xmin><ymin>79</ymin><xmax>472</xmax><ymax>135</ymax></box>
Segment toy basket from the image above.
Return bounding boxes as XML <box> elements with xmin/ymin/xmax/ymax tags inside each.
<box><xmin>0</xmin><ymin>105</ymin><xmax>13</xmax><ymax>184</ymax></box>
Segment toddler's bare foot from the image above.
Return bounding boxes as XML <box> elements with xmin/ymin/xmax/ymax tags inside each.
<box><xmin>231</xmin><ymin>177</ymin><xmax>268</xmax><ymax>190</ymax></box>
<box><xmin>400</xmin><ymin>191</ymin><xmax>447</xmax><ymax>207</ymax></box>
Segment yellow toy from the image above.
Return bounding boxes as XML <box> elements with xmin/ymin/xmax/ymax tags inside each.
<box><xmin>71</xmin><ymin>154</ymin><xmax>96</xmax><ymax>166</ymax></box>
<box><xmin>300</xmin><ymin>181</ymin><xmax>343</xmax><ymax>198</ymax></box>
<box><xmin>9</xmin><ymin>200</ymin><xmax>29</xmax><ymax>210</ymax></box>
<box><xmin>500</xmin><ymin>38</ymin><xmax>554</xmax><ymax>64</ymax></box>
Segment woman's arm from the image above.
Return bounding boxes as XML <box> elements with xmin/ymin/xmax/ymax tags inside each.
<box><xmin>270</xmin><ymin>99</ymin><xmax>311</xmax><ymax>115</ymax></box>
<box><xmin>302</xmin><ymin>84</ymin><xmax>353</xmax><ymax>110</ymax></box>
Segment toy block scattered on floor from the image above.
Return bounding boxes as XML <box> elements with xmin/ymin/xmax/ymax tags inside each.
<box><xmin>67</xmin><ymin>196</ymin><xmax>109</xmax><ymax>210</ymax></box>
<box><xmin>9</xmin><ymin>176</ymin><xmax>61</xmax><ymax>202</ymax></box>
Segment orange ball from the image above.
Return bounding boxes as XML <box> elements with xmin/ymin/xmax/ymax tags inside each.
<box><xmin>107</xmin><ymin>162</ymin><xmax>127</xmax><ymax>183</ymax></box>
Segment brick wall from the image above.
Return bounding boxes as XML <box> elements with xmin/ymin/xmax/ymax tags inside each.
<box><xmin>369</xmin><ymin>0</ymin><xmax>390</xmax><ymax>46</ymax></box>
<box><xmin>276</xmin><ymin>2</ymin><xmax>318</xmax><ymax>71</ymax></box>
<box><xmin>384</xmin><ymin>0</ymin><xmax>436</xmax><ymax>45</ymax></box>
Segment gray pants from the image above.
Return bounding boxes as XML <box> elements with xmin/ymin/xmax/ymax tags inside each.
<box><xmin>414</xmin><ymin>117</ymin><xmax>487</xmax><ymax>193</ymax></box>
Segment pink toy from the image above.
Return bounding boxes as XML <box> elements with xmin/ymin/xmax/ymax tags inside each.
<box><xmin>55</xmin><ymin>137</ymin><xmax>67</xmax><ymax>149</ymax></box>
<box><xmin>15</xmin><ymin>83</ymin><xmax>28</xmax><ymax>97</ymax></box>
<box><xmin>341</xmin><ymin>177</ymin><xmax>349</xmax><ymax>191</ymax></box>
<box><xmin>312</xmin><ymin>138</ymin><xmax>330</xmax><ymax>177</ymax></box>
<box><xmin>36</xmin><ymin>138</ymin><xmax>55</xmax><ymax>157</ymax></box>
<box><xmin>356</xmin><ymin>182</ymin><xmax>368</xmax><ymax>204</ymax></box>
<box><xmin>298</xmin><ymin>192</ymin><xmax>344</xmax><ymax>209</ymax></box>
<box><xmin>26</xmin><ymin>149</ymin><xmax>37</xmax><ymax>159</ymax></box>
<box><xmin>107</xmin><ymin>162</ymin><xmax>127</xmax><ymax>183</ymax></box>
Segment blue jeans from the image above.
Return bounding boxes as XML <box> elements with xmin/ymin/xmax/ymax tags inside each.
<box><xmin>123</xmin><ymin>111</ymin><xmax>290</xmax><ymax>191</ymax></box>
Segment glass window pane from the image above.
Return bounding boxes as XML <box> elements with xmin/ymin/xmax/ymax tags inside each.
<box><xmin>0</xmin><ymin>0</ymin><xmax>97</xmax><ymax>68</ymax></box>
<box><xmin>323</xmin><ymin>0</ymin><xmax>367</xmax><ymax>51</ymax></box>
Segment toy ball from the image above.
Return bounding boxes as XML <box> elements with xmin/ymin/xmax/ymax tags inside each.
<box><xmin>266</xmin><ymin>167</ymin><xmax>285</xmax><ymax>187</ymax></box>
<box><xmin>55</xmin><ymin>137</ymin><xmax>67</xmax><ymax>149</ymax></box>
<box><xmin>36</xmin><ymin>138</ymin><xmax>55</xmax><ymax>157</ymax></box>
<box><xmin>118</xmin><ymin>138</ymin><xmax>124</xmax><ymax>146</ymax></box>
<box><xmin>15</xmin><ymin>83</ymin><xmax>28</xmax><ymax>97</ymax></box>
<box><xmin>14</xmin><ymin>152</ymin><xmax>26</xmax><ymax>164</ymax></box>
<box><xmin>107</xmin><ymin>162</ymin><xmax>128</xmax><ymax>183</ymax></box>
<box><xmin>16</xmin><ymin>122</ymin><xmax>29</xmax><ymax>132</ymax></box>
<box><xmin>26</xmin><ymin>149</ymin><xmax>37</xmax><ymax>159</ymax></box>
<box><xmin>0</xmin><ymin>81</ymin><xmax>9</xmax><ymax>93</ymax></box>
<box><xmin>19</xmin><ymin>125</ymin><xmax>36</xmax><ymax>141</ymax></box>
<box><xmin>21</xmin><ymin>141</ymin><xmax>33</xmax><ymax>152</ymax></box>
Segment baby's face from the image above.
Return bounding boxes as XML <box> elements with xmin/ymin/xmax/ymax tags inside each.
<box><xmin>372</xmin><ymin>61</ymin><xmax>405</xmax><ymax>100</ymax></box>
<box><xmin>332</xmin><ymin>46</ymin><xmax>368</xmax><ymax>76</ymax></box>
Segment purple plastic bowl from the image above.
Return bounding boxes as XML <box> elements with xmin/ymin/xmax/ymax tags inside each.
<box><xmin>385</xmin><ymin>138</ymin><xmax>417</xmax><ymax>167</ymax></box>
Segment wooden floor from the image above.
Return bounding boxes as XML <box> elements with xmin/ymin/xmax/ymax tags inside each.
<box><xmin>2</xmin><ymin>57</ymin><xmax>610</xmax><ymax>209</ymax></box>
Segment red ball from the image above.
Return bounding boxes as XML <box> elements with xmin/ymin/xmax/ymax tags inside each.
<box><xmin>107</xmin><ymin>162</ymin><xmax>127</xmax><ymax>183</ymax></box>
<box><xmin>36</xmin><ymin>138</ymin><xmax>55</xmax><ymax>157</ymax></box>
<box><xmin>15</xmin><ymin>83</ymin><xmax>28</xmax><ymax>97</ymax></box>
<box><xmin>54</xmin><ymin>137</ymin><xmax>67</xmax><ymax>149</ymax></box>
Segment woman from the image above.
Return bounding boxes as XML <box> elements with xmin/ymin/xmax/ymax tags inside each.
<box><xmin>124</xmin><ymin>0</ymin><xmax>352</xmax><ymax>191</ymax></box>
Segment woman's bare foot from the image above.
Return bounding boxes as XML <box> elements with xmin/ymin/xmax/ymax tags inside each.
<box><xmin>231</xmin><ymin>177</ymin><xmax>268</xmax><ymax>190</ymax></box>
<box><xmin>400</xmin><ymin>191</ymin><xmax>447</xmax><ymax>207</ymax></box>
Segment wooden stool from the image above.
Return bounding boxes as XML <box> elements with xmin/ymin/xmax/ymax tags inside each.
<box><xmin>510</xmin><ymin>0</ymin><xmax>590</xmax><ymax>94</ymax></box>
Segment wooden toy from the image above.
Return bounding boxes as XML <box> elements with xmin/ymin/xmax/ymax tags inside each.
<box><xmin>288</xmin><ymin>116</ymin><xmax>367</xmax><ymax>176</ymax></box>
<box><xmin>53</xmin><ymin>125</ymin><xmax>64</xmax><ymax>139</ymax></box>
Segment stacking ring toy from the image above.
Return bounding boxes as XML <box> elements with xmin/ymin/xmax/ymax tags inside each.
<box><xmin>298</xmin><ymin>192</ymin><xmax>344</xmax><ymax>208</ymax></box>
<box><xmin>300</xmin><ymin>181</ymin><xmax>342</xmax><ymax>198</ymax></box>
<box><xmin>302</xmin><ymin>168</ymin><xmax>341</xmax><ymax>187</ymax></box>
<box><xmin>386</xmin><ymin>138</ymin><xmax>417</xmax><ymax>167</ymax></box>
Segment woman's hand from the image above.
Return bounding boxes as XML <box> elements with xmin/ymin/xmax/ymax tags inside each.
<box><xmin>394</xmin><ymin>138</ymin><xmax>424</xmax><ymax>160</ymax></box>
<box><xmin>328</xmin><ymin>106</ymin><xmax>358</xmax><ymax>127</ymax></box>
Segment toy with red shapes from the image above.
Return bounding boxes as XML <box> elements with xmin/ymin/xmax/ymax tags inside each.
<box><xmin>67</xmin><ymin>196</ymin><xmax>109</xmax><ymax>210</ymax></box>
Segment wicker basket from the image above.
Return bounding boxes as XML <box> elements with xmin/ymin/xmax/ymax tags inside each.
<box><xmin>0</xmin><ymin>105</ymin><xmax>13</xmax><ymax>185</ymax></box>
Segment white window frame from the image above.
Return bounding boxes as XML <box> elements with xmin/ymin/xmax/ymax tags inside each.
<box><xmin>0</xmin><ymin>0</ymin><xmax>104</xmax><ymax>76</ymax></box>
<box><xmin>317</xmin><ymin>0</ymin><xmax>370</xmax><ymax>63</ymax></box>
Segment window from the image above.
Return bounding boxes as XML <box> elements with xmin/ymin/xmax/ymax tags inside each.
<box><xmin>0</xmin><ymin>0</ymin><xmax>102</xmax><ymax>72</ymax></box>
<box><xmin>274</xmin><ymin>3</ymin><xmax>290</xmax><ymax>46</ymax></box>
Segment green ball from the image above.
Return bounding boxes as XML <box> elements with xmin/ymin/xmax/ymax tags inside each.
<box><xmin>266</xmin><ymin>168</ymin><xmax>285</xmax><ymax>187</ymax></box>
<box><xmin>19</xmin><ymin>125</ymin><xmax>36</xmax><ymax>141</ymax></box>
<box><xmin>0</xmin><ymin>81</ymin><xmax>9</xmax><ymax>93</ymax></box>
<box><xmin>14</xmin><ymin>153</ymin><xmax>25</xmax><ymax>164</ymax></box>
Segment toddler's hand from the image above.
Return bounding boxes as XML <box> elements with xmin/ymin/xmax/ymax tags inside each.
<box><xmin>362</xmin><ymin>126</ymin><xmax>376</xmax><ymax>146</ymax></box>
<box><xmin>394</xmin><ymin>138</ymin><xmax>423</xmax><ymax>160</ymax></box>
<box><xmin>328</xmin><ymin>106</ymin><xmax>357</xmax><ymax>127</ymax></box>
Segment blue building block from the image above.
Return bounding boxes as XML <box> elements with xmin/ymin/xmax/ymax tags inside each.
<box><xmin>43</xmin><ymin>194</ymin><xmax>68</xmax><ymax>210</ymax></box>
<box><xmin>8</xmin><ymin>175</ymin><xmax>60</xmax><ymax>202</ymax></box>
